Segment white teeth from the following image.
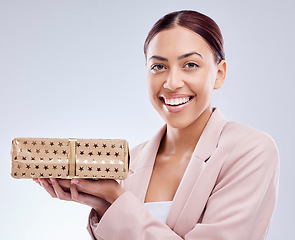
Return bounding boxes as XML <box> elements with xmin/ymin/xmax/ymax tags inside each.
<box><xmin>164</xmin><ymin>97</ymin><xmax>190</xmax><ymax>106</ymax></box>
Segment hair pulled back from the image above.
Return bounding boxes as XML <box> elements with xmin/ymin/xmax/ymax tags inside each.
<box><xmin>144</xmin><ymin>10</ymin><xmax>225</xmax><ymax>64</ymax></box>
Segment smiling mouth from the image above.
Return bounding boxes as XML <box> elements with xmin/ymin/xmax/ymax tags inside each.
<box><xmin>160</xmin><ymin>96</ymin><xmax>194</xmax><ymax>106</ymax></box>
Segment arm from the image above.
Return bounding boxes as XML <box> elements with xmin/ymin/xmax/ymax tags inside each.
<box><xmin>89</xmin><ymin>131</ymin><xmax>279</xmax><ymax>240</ymax></box>
<box><xmin>185</xmin><ymin>131</ymin><xmax>279</xmax><ymax>240</ymax></box>
<box><xmin>35</xmin><ymin>142</ymin><xmax>147</xmax><ymax>240</ymax></box>
<box><xmin>35</xmin><ymin>177</ymin><xmax>117</xmax><ymax>240</ymax></box>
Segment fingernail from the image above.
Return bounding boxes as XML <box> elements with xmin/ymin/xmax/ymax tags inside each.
<box><xmin>71</xmin><ymin>179</ymin><xmax>79</xmax><ymax>184</ymax></box>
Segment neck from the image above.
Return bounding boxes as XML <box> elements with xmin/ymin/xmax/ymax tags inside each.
<box><xmin>160</xmin><ymin>107</ymin><xmax>213</xmax><ymax>156</ymax></box>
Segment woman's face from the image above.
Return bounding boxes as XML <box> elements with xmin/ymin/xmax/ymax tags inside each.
<box><xmin>145</xmin><ymin>26</ymin><xmax>226</xmax><ymax>129</ymax></box>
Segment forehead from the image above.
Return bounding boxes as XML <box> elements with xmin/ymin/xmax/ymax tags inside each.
<box><xmin>146</xmin><ymin>26</ymin><xmax>214</xmax><ymax>60</ymax></box>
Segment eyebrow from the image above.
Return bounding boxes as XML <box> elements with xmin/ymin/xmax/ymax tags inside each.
<box><xmin>178</xmin><ymin>51</ymin><xmax>203</xmax><ymax>60</ymax></box>
<box><xmin>148</xmin><ymin>51</ymin><xmax>203</xmax><ymax>62</ymax></box>
<box><xmin>148</xmin><ymin>55</ymin><xmax>168</xmax><ymax>62</ymax></box>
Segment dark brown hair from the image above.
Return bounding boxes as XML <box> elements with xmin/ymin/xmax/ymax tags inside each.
<box><xmin>144</xmin><ymin>10</ymin><xmax>225</xmax><ymax>64</ymax></box>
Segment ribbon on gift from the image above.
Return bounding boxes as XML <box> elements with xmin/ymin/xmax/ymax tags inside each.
<box><xmin>68</xmin><ymin>138</ymin><xmax>77</xmax><ymax>178</ymax></box>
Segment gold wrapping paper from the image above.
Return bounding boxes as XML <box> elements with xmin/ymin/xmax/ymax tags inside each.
<box><xmin>11</xmin><ymin>138</ymin><xmax>129</xmax><ymax>179</ymax></box>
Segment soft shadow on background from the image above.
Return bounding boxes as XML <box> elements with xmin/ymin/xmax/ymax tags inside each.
<box><xmin>1</xmin><ymin>0</ymin><xmax>294</xmax><ymax>239</ymax></box>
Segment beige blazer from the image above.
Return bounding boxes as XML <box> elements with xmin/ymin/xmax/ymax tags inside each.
<box><xmin>87</xmin><ymin>108</ymin><xmax>279</xmax><ymax>240</ymax></box>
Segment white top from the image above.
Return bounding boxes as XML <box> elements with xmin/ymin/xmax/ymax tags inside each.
<box><xmin>92</xmin><ymin>201</ymin><xmax>173</xmax><ymax>228</ymax></box>
<box><xmin>144</xmin><ymin>201</ymin><xmax>173</xmax><ymax>224</ymax></box>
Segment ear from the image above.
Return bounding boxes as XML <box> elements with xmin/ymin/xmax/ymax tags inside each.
<box><xmin>214</xmin><ymin>60</ymin><xmax>226</xmax><ymax>90</ymax></box>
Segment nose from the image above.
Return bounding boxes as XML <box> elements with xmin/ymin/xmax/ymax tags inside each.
<box><xmin>163</xmin><ymin>69</ymin><xmax>184</xmax><ymax>90</ymax></box>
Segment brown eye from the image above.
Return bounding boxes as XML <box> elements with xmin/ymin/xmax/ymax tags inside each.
<box><xmin>184</xmin><ymin>62</ymin><xmax>199</xmax><ymax>69</ymax></box>
<box><xmin>151</xmin><ymin>64</ymin><xmax>166</xmax><ymax>71</ymax></box>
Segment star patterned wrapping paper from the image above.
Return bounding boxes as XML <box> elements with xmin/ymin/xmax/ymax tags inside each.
<box><xmin>11</xmin><ymin>138</ymin><xmax>129</xmax><ymax>179</ymax></box>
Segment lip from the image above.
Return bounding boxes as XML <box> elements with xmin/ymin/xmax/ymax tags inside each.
<box><xmin>160</xmin><ymin>94</ymin><xmax>193</xmax><ymax>100</ymax></box>
<box><xmin>159</xmin><ymin>94</ymin><xmax>194</xmax><ymax>113</ymax></box>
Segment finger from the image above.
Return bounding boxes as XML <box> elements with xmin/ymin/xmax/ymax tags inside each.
<box><xmin>45</xmin><ymin>179</ymin><xmax>70</xmax><ymax>191</ymax></box>
<box><xmin>50</xmin><ymin>178</ymin><xmax>72</xmax><ymax>201</ymax></box>
<box><xmin>71</xmin><ymin>179</ymin><xmax>110</xmax><ymax>196</ymax></box>
<box><xmin>70</xmin><ymin>183</ymin><xmax>104</xmax><ymax>206</ymax></box>
<box><xmin>70</xmin><ymin>183</ymin><xmax>81</xmax><ymax>203</ymax></box>
<box><xmin>33</xmin><ymin>178</ymin><xmax>41</xmax><ymax>186</ymax></box>
<box><xmin>70</xmin><ymin>183</ymin><xmax>97</xmax><ymax>206</ymax></box>
<box><xmin>57</xmin><ymin>179</ymin><xmax>71</xmax><ymax>190</ymax></box>
<box><xmin>71</xmin><ymin>179</ymin><xmax>124</xmax><ymax>203</ymax></box>
<box><xmin>38</xmin><ymin>178</ymin><xmax>58</xmax><ymax>198</ymax></box>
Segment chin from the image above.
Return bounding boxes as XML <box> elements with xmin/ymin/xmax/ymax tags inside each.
<box><xmin>158</xmin><ymin>106</ymin><xmax>211</xmax><ymax>130</ymax></box>
<box><xmin>151</xmin><ymin>97</ymin><xmax>211</xmax><ymax>130</ymax></box>
<box><xmin>162</xmin><ymin>115</ymin><xmax>197</xmax><ymax>130</ymax></box>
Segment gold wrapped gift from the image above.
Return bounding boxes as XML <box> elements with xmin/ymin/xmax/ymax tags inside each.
<box><xmin>11</xmin><ymin>138</ymin><xmax>129</xmax><ymax>179</ymax></box>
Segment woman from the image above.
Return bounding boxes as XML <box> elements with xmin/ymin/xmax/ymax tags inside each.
<box><xmin>36</xmin><ymin>10</ymin><xmax>279</xmax><ymax>240</ymax></box>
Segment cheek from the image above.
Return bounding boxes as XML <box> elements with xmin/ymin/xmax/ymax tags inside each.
<box><xmin>192</xmin><ymin>70</ymin><xmax>216</xmax><ymax>94</ymax></box>
<box><xmin>146</xmin><ymin>74</ymin><xmax>163</xmax><ymax>97</ymax></box>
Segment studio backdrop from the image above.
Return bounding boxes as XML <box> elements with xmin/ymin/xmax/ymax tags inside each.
<box><xmin>0</xmin><ymin>0</ymin><xmax>294</xmax><ymax>239</ymax></box>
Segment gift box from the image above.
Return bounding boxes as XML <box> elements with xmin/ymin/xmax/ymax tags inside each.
<box><xmin>11</xmin><ymin>138</ymin><xmax>129</xmax><ymax>179</ymax></box>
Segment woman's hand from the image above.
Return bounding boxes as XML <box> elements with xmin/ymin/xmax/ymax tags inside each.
<box><xmin>71</xmin><ymin>178</ymin><xmax>125</xmax><ymax>204</ymax></box>
<box><xmin>33</xmin><ymin>178</ymin><xmax>124</xmax><ymax>218</ymax></box>
<box><xmin>33</xmin><ymin>178</ymin><xmax>71</xmax><ymax>198</ymax></box>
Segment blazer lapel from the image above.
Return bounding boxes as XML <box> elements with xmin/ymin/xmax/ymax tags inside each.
<box><xmin>123</xmin><ymin>108</ymin><xmax>228</xmax><ymax>236</ymax></box>
<box><xmin>166</xmin><ymin>108</ymin><xmax>228</xmax><ymax>236</ymax></box>
<box><xmin>123</xmin><ymin>125</ymin><xmax>166</xmax><ymax>202</ymax></box>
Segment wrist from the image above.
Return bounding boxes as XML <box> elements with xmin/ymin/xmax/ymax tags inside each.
<box><xmin>107</xmin><ymin>185</ymin><xmax>125</xmax><ymax>203</ymax></box>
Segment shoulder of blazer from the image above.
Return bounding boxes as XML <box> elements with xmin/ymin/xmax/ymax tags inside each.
<box><xmin>220</xmin><ymin>121</ymin><xmax>278</xmax><ymax>152</ymax></box>
<box><xmin>130</xmin><ymin>141</ymin><xmax>148</xmax><ymax>159</ymax></box>
<box><xmin>129</xmin><ymin>141</ymin><xmax>148</xmax><ymax>171</ymax></box>
<box><xmin>217</xmin><ymin>121</ymin><xmax>279</xmax><ymax>177</ymax></box>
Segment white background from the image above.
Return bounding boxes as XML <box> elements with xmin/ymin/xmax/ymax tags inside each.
<box><xmin>1</xmin><ymin>0</ymin><xmax>294</xmax><ymax>239</ymax></box>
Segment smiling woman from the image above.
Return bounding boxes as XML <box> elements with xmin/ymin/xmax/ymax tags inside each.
<box><xmin>146</xmin><ymin>26</ymin><xmax>226</xmax><ymax>129</ymax></box>
<box><xmin>36</xmin><ymin>10</ymin><xmax>279</xmax><ymax>240</ymax></box>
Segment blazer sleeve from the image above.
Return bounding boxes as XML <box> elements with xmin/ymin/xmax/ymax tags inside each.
<box><xmin>87</xmin><ymin>131</ymin><xmax>279</xmax><ymax>240</ymax></box>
